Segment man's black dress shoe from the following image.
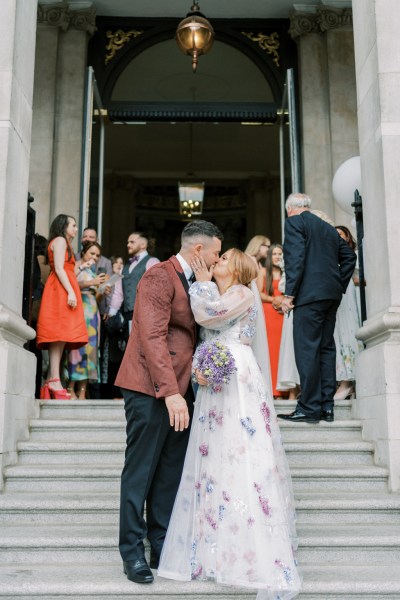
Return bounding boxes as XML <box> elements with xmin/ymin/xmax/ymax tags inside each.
<box><xmin>277</xmin><ymin>410</ymin><xmax>320</xmax><ymax>424</ymax></box>
<box><xmin>123</xmin><ymin>559</ymin><xmax>154</xmax><ymax>584</ymax></box>
<box><xmin>321</xmin><ymin>409</ymin><xmax>334</xmax><ymax>422</ymax></box>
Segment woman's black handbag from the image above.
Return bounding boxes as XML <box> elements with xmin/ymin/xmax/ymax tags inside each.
<box><xmin>106</xmin><ymin>311</ymin><xmax>129</xmax><ymax>342</ymax></box>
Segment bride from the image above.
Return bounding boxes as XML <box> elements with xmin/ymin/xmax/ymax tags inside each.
<box><xmin>158</xmin><ymin>248</ymin><xmax>301</xmax><ymax>600</ymax></box>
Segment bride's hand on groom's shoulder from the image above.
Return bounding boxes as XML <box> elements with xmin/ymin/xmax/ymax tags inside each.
<box><xmin>191</xmin><ymin>256</ymin><xmax>214</xmax><ymax>282</ymax></box>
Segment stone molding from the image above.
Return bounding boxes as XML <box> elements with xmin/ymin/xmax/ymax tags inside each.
<box><xmin>356</xmin><ymin>308</ymin><xmax>400</xmax><ymax>347</ymax></box>
<box><xmin>289</xmin><ymin>6</ymin><xmax>353</xmax><ymax>39</ymax></box>
<box><xmin>0</xmin><ymin>305</ymin><xmax>36</xmax><ymax>347</ymax></box>
<box><xmin>37</xmin><ymin>2</ymin><xmax>96</xmax><ymax>35</ymax></box>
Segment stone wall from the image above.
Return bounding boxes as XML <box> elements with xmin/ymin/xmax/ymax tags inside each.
<box><xmin>0</xmin><ymin>0</ymin><xmax>38</xmax><ymax>489</ymax></box>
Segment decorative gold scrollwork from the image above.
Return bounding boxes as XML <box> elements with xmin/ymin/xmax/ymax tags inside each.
<box><xmin>241</xmin><ymin>31</ymin><xmax>280</xmax><ymax>67</ymax></box>
<box><xmin>105</xmin><ymin>29</ymin><xmax>144</xmax><ymax>65</ymax></box>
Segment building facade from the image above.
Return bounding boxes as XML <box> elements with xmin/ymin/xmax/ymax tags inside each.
<box><xmin>1</xmin><ymin>0</ymin><xmax>400</xmax><ymax>492</ymax></box>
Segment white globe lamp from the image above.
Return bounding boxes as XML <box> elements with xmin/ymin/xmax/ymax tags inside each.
<box><xmin>332</xmin><ymin>156</ymin><xmax>362</xmax><ymax>215</ymax></box>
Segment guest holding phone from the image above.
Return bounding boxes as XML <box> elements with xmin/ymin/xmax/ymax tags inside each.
<box><xmin>66</xmin><ymin>241</ymin><xmax>110</xmax><ymax>399</ymax></box>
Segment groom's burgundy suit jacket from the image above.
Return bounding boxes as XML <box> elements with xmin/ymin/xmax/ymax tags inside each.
<box><xmin>115</xmin><ymin>255</ymin><xmax>196</xmax><ymax>399</ymax></box>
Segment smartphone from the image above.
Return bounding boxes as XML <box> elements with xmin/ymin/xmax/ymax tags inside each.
<box><xmin>97</xmin><ymin>266</ymin><xmax>107</xmax><ymax>275</ymax></box>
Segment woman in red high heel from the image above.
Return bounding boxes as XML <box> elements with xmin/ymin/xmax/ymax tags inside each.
<box><xmin>36</xmin><ymin>214</ymin><xmax>88</xmax><ymax>399</ymax></box>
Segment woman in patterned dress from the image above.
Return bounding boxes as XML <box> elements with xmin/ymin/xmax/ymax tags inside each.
<box><xmin>333</xmin><ymin>226</ymin><xmax>363</xmax><ymax>400</ymax></box>
<box><xmin>158</xmin><ymin>249</ymin><xmax>301</xmax><ymax>600</ymax></box>
<box><xmin>66</xmin><ymin>241</ymin><xmax>108</xmax><ymax>399</ymax></box>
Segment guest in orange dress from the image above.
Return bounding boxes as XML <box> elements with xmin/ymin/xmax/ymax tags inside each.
<box><xmin>36</xmin><ymin>214</ymin><xmax>88</xmax><ymax>399</ymax></box>
<box><xmin>257</xmin><ymin>243</ymin><xmax>285</xmax><ymax>398</ymax></box>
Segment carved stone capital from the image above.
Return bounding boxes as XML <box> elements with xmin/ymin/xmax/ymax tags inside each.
<box><xmin>37</xmin><ymin>2</ymin><xmax>70</xmax><ymax>32</ymax></box>
<box><xmin>37</xmin><ymin>2</ymin><xmax>97</xmax><ymax>35</ymax></box>
<box><xmin>288</xmin><ymin>11</ymin><xmax>320</xmax><ymax>40</ymax></box>
<box><xmin>318</xmin><ymin>6</ymin><xmax>353</xmax><ymax>32</ymax></box>
<box><xmin>289</xmin><ymin>6</ymin><xmax>353</xmax><ymax>39</ymax></box>
<box><xmin>69</xmin><ymin>6</ymin><xmax>97</xmax><ymax>36</ymax></box>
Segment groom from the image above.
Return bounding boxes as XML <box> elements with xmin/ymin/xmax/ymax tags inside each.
<box><xmin>278</xmin><ymin>193</ymin><xmax>356</xmax><ymax>424</ymax></box>
<box><xmin>115</xmin><ymin>220</ymin><xmax>223</xmax><ymax>584</ymax></box>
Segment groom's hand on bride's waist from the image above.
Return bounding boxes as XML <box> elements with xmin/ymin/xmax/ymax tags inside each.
<box><xmin>165</xmin><ymin>394</ymin><xmax>190</xmax><ymax>431</ymax></box>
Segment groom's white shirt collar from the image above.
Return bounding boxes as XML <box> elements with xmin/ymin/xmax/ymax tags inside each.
<box><xmin>176</xmin><ymin>253</ymin><xmax>193</xmax><ymax>282</ymax></box>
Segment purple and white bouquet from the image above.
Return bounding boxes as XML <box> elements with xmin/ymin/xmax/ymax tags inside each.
<box><xmin>192</xmin><ymin>340</ymin><xmax>237</xmax><ymax>393</ymax></box>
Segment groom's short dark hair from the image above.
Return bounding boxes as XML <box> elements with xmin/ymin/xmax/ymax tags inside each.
<box><xmin>181</xmin><ymin>220</ymin><xmax>224</xmax><ymax>243</ymax></box>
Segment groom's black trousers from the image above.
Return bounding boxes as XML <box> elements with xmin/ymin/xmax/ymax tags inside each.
<box><xmin>119</xmin><ymin>388</ymin><xmax>194</xmax><ymax>563</ymax></box>
<box><xmin>293</xmin><ymin>299</ymin><xmax>340</xmax><ymax>418</ymax></box>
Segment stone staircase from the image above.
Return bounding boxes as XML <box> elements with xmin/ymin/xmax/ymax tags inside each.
<box><xmin>0</xmin><ymin>399</ymin><xmax>400</xmax><ymax>599</ymax></box>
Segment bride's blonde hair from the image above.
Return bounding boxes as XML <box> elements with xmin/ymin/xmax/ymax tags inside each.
<box><xmin>227</xmin><ymin>248</ymin><xmax>258</xmax><ymax>287</ymax></box>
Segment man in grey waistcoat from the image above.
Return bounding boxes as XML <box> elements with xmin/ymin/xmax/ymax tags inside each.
<box><xmin>108</xmin><ymin>232</ymin><xmax>159</xmax><ymax>332</ymax></box>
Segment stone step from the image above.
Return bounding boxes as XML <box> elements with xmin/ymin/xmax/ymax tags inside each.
<box><xmin>16</xmin><ymin>439</ymin><xmax>375</xmax><ymax>466</ymax></box>
<box><xmin>3</xmin><ymin>464</ymin><xmax>388</xmax><ymax>493</ymax></box>
<box><xmin>274</xmin><ymin>399</ymin><xmax>353</xmax><ymax>420</ymax></box>
<box><xmin>39</xmin><ymin>400</ymin><xmax>126</xmax><ymax>420</ymax></box>
<box><xmin>0</xmin><ymin>563</ymin><xmax>400</xmax><ymax>599</ymax></box>
<box><xmin>0</xmin><ymin>491</ymin><xmax>399</xmax><ymax>525</ymax></box>
<box><xmin>295</xmin><ymin>491</ymin><xmax>400</xmax><ymax>524</ymax></box>
<box><xmin>0</xmin><ymin>523</ymin><xmax>399</xmax><ymax>565</ymax></box>
<box><xmin>38</xmin><ymin>399</ymin><xmax>353</xmax><ymax>421</ymax></box>
<box><xmin>27</xmin><ymin>418</ymin><xmax>363</xmax><ymax>442</ymax></box>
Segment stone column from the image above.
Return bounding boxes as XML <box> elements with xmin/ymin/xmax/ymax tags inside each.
<box><xmin>29</xmin><ymin>21</ymin><xmax>60</xmax><ymax>236</ymax></box>
<box><xmin>290</xmin><ymin>6</ymin><xmax>357</xmax><ymax>222</ymax></box>
<box><xmin>29</xmin><ymin>2</ymin><xmax>96</xmax><ymax>238</ymax></box>
<box><xmin>325</xmin><ymin>27</ymin><xmax>359</xmax><ymax>224</ymax></box>
<box><xmin>0</xmin><ymin>0</ymin><xmax>38</xmax><ymax>488</ymax></box>
<box><xmin>51</xmin><ymin>27</ymin><xmax>88</xmax><ymax>223</ymax></box>
<box><xmin>352</xmin><ymin>0</ymin><xmax>400</xmax><ymax>491</ymax></box>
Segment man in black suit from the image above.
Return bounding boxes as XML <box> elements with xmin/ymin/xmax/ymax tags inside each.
<box><xmin>278</xmin><ymin>193</ymin><xmax>356</xmax><ymax>424</ymax></box>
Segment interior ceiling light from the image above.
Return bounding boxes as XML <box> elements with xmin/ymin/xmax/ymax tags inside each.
<box><xmin>178</xmin><ymin>182</ymin><xmax>205</xmax><ymax>219</ymax></box>
<box><xmin>175</xmin><ymin>2</ymin><xmax>214</xmax><ymax>72</ymax></box>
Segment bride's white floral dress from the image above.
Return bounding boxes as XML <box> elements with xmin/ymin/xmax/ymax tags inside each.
<box><xmin>158</xmin><ymin>281</ymin><xmax>301</xmax><ymax>600</ymax></box>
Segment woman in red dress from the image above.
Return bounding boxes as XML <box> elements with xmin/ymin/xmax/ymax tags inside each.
<box><xmin>257</xmin><ymin>243</ymin><xmax>285</xmax><ymax>398</ymax></box>
<box><xmin>36</xmin><ymin>214</ymin><xmax>88</xmax><ymax>399</ymax></box>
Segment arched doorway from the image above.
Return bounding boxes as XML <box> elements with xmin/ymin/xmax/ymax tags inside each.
<box><xmin>87</xmin><ymin>17</ymin><xmax>298</xmax><ymax>258</ymax></box>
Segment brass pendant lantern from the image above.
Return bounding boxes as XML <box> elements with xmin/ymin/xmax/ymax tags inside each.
<box><xmin>175</xmin><ymin>2</ymin><xmax>214</xmax><ymax>72</ymax></box>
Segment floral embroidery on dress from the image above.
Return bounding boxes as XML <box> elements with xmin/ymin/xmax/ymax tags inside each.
<box><xmin>240</xmin><ymin>416</ymin><xmax>256</xmax><ymax>436</ymax></box>
<box><xmin>209</xmin><ymin>407</ymin><xmax>223</xmax><ymax>430</ymax></box>
<box><xmin>206</xmin><ymin>477</ymin><xmax>215</xmax><ymax>493</ymax></box>
<box><xmin>205</xmin><ymin>306</ymin><xmax>228</xmax><ymax>317</ymax></box>
<box><xmin>205</xmin><ymin>508</ymin><xmax>218</xmax><ymax>530</ymax></box>
<box><xmin>199</xmin><ymin>443</ymin><xmax>209</xmax><ymax>456</ymax></box>
<box><xmin>254</xmin><ymin>482</ymin><xmax>272</xmax><ymax>517</ymax></box>
<box><xmin>261</xmin><ymin>401</ymin><xmax>272</xmax><ymax>435</ymax></box>
<box><xmin>275</xmin><ymin>559</ymin><xmax>293</xmax><ymax>584</ymax></box>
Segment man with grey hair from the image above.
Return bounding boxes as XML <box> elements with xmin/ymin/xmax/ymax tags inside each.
<box><xmin>116</xmin><ymin>220</ymin><xmax>223</xmax><ymax>585</ymax></box>
<box><xmin>278</xmin><ymin>193</ymin><xmax>356</xmax><ymax>424</ymax></box>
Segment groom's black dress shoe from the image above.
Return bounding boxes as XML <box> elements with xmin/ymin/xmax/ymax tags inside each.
<box><xmin>321</xmin><ymin>409</ymin><xmax>334</xmax><ymax>422</ymax></box>
<box><xmin>123</xmin><ymin>559</ymin><xmax>154</xmax><ymax>584</ymax></box>
<box><xmin>277</xmin><ymin>410</ymin><xmax>320</xmax><ymax>424</ymax></box>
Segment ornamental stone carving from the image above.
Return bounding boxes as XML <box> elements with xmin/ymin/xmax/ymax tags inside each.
<box><xmin>319</xmin><ymin>7</ymin><xmax>353</xmax><ymax>32</ymax></box>
<box><xmin>289</xmin><ymin>6</ymin><xmax>353</xmax><ymax>39</ymax></box>
<box><xmin>37</xmin><ymin>2</ymin><xmax>70</xmax><ymax>31</ymax></box>
<box><xmin>37</xmin><ymin>2</ymin><xmax>96</xmax><ymax>35</ymax></box>
<box><xmin>69</xmin><ymin>6</ymin><xmax>96</xmax><ymax>36</ymax></box>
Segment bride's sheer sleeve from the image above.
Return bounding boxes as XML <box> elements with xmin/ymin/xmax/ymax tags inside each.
<box><xmin>189</xmin><ymin>281</ymin><xmax>254</xmax><ymax>330</ymax></box>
